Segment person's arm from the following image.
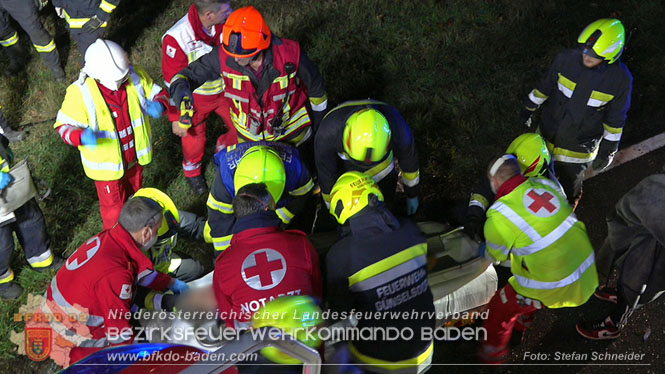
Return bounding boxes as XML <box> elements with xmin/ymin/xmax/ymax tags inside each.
<box><xmin>213</xmin><ymin>260</ymin><xmax>237</xmax><ymax>328</ymax></box>
<box><xmin>386</xmin><ymin>106</ymin><xmax>420</xmax><ymax>198</ymax></box>
<box><xmin>204</xmin><ymin>173</ymin><xmax>236</xmax><ymax>253</ymax></box>
<box><xmin>169</xmin><ymin>48</ymin><xmax>223</xmax><ymax>109</ymax></box>
<box><xmin>313</xmin><ymin>119</ymin><xmax>339</xmax><ymax>207</ymax></box>
<box><xmin>483</xmin><ymin>211</ymin><xmax>514</xmax><ymax>263</ymax></box>
<box><xmin>297</xmin><ymin>50</ymin><xmax>327</xmax><ymax>131</ymax></box>
<box><xmin>54</xmin><ymin>85</ymin><xmax>89</xmax><ymax>147</ymax></box>
<box><xmin>464</xmin><ymin>177</ymin><xmax>494</xmax><ymax>241</ymax></box>
<box><xmin>95</xmin><ymin>0</ymin><xmax>121</xmax><ymax>23</ymax></box>
<box><xmin>521</xmin><ymin>52</ymin><xmax>564</xmax><ymax>126</ymax></box>
<box><xmin>162</xmin><ymin>35</ymin><xmax>190</xmax><ymax>122</ymax></box>
<box><xmin>278</xmin><ymin>150</ymin><xmax>314</xmax><ymax>225</ymax></box>
<box><xmin>97</xmin><ymin>273</ymin><xmax>135</xmax><ymax>346</ymax></box>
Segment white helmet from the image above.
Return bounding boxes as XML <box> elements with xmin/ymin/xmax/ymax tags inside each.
<box><xmin>82</xmin><ymin>39</ymin><xmax>130</xmax><ymax>90</ymax></box>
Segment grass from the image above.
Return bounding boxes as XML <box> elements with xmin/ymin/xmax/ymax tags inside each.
<box><xmin>1</xmin><ymin>0</ymin><xmax>665</xmax><ymax>371</ymax></box>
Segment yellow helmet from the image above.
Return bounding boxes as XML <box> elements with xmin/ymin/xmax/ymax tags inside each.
<box><xmin>505</xmin><ymin>133</ymin><xmax>551</xmax><ymax>177</ymax></box>
<box><xmin>329</xmin><ymin>171</ymin><xmax>384</xmax><ymax>224</ymax></box>
<box><xmin>251</xmin><ymin>296</ymin><xmax>324</xmax><ymax>364</ymax></box>
<box><xmin>234</xmin><ymin>146</ymin><xmax>286</xmax><ymax>202</ymax></box>
<box><xmin>133</xmin><ymin>188</ymin><xmax>180</xmax><ymax>250</ymax></box>
<box><xmin>343</xmin><ymin>108</ymin><xmax>392</xmax><ymax>163</ymax></box>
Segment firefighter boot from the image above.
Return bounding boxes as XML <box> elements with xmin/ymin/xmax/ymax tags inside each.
<box><xmin>0</xmin><ymin>111</ymin><xmax>25</xmax><ymax>142</ymax></box>
<box><xmin>187</xmin><ymin>175</ymin><xmax>209</xmax><ymax>196</ymax></box>
<box><xmin>4</xmin><ymin>43</ymin><xmax>24</xmax><ymax>77</ymax></box>
<box><xmin>0</xmin><ymin>281</ymin><xmax>24</xmax><ymax>300</ymax></box>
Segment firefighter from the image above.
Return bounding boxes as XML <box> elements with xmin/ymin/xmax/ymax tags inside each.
<box><xmin>520</xmin><ymin>19</ymin><xmax>632</xmax><ymax>206</ymax></box>
<box><xmin>131</xmin><ymin>188</ymin><xmax>205</xmax><ymax>312</ymax></box>
<box><xmin>162</xmin><ymin>0</ymin><xmax>236</xmax><ymax>195</ymax></box>
<box><xmin>464</xmin><ymin>133</ymin><xmax>558</xmax><ymax>241</ymax></box>
<box><xmin>478</xmin><ymin>155</ymin><xmax>598</xmax><ymax>364</ymax></box>
<box><xmin>205</xmin><ymin>141</ymin><xmax>313</xmax><ymax>253</ymax></box>
<box><xmin>0</xmin><ymin>0</ymin><xmax>66</xmax><ymax>81</ymax></box>
<box><xmin>43</xmin><ymin>195</ymin><xmax>189</xmax><ymax>367</ymax></box>
<box><xmin>52</xmin><ymin>0</ymin><xmax>120</xmax><ymax>56</ymax></box>
<box><xmin>315</xmin><ymin>100</ymin><xmax>420</xmax><ymax>215</ymax></box>
<box><xmin>326</xmin><ymin>171</ymin><xmax>434</xmax><ymax>373</ymax></box>
<box><xmin>169</xmin><ymin>6</ymin><xmax>328</xmax><ymax>163</ymax></box>
<box><xmin>576</xmin><ymin>171</ymin><xmax>665</xmax><ymax>340</ymax></box>
<box><xmin>54</xmin><ymin>39</ymin><xmax>169</xmax><ymax>230</ymax></box>
<box><xmin>0</xmin><ymin>134</ymin><xmax>64</xmax><ymax>299</ymax></box>
<box><xmin>213</xmin><ymin>183</ymin><xmax>321</xmax><ymax>330</ymax></box>
<box><xmin>0</xmin><ymin>105</ymin><xmax>24</xmax><ymax>142</ymax></box>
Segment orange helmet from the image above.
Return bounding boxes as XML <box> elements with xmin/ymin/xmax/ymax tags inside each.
<box><xmin>222</xmin><ymin>6</ymin><xmax>271</xmax><ymax>58</ymax></box>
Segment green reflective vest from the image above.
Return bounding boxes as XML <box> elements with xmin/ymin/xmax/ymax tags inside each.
<box><xmin>484</xmin><ymin>177</ymin><xmax>598</xmax><ymax>308</ymax></box>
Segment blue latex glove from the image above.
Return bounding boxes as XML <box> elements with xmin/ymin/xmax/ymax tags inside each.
<box><xmin>0</xmin><ymin>172</ymin><xmax>12</xmax><ymax>189</ymax></box>
<box><xmin>146</xmin><ymin>100</ymin><xmax>165</xmax><ymax>119</ymax></box>
<box><xmin>478</xmin><ymin>242</ymin><xmax>487</xmax><ymax>258</ymax></box>
<box><xmin>168</xmin><ymin>279</ymin><xmax>189</xmax><ymax>294</ymax></box>
<box><xmin>406</xmin><ymin>197</ymin><xmax>419</xmax><ymax>215</ymax></box>
<box><xmin>81</xmin><ymin>128</ymin><xmax>98</xmax><ymax>147</ymax></box>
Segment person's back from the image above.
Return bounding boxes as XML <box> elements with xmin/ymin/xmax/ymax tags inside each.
<box><xmin>213</xmin><ymin>183</ymin><xmax>321</xmax><ymax>329</ymax></box>
<box><xmin>326</xmin><ymin>172</ymin><xmax>434</xmax><ymax>372</ymax></box>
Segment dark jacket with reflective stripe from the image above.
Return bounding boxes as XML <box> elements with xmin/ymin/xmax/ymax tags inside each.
<box><xmin>52</xmin><ymin>0</ymin><xmax>120</xmax><ymax>22</ymax></box>
<box><xmin>315</xmin><ymin>100</ymin><xmax>420</xmax><ymax>199</ymax></box>
<box><xmin>326</xmin><ymin>205</ymin><xmax>434</xmax><ymax>362</ymax></box>
<box><xmin>526</xmin><ymin>49</ymin><xmax>632</xmax><ymax>155</ymax></box>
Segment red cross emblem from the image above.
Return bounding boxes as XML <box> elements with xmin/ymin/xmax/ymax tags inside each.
<box><xmin>241</xmin><ymin>249</ymin><xmax>287</xmax><ymax>290</ymax></box>
<box><xmin>524</xmin><ymin>189</ymin><xmax>560</xmax><ymax>217</ymax></box>
<box><xmin>66</xmin><ymin>237</ymin><xmax>101</xmax><ymax>270</ymax></box>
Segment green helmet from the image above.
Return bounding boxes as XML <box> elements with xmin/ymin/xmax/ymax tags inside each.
<box><xmin>506</xmin><ymin>133</ymin><xmax>551</xmax><ymax>177</ymax></box>
<box><xmin>234</xmin><ymin>146</ymin><xmax>286</xmax><ymax>202</ymax></box>
<box><xmin>577</xmin><ymin>18</ymin><xmax>625</xmax><ymax>64</ymax></box>
<box><xmin>251</xmin><ymin>296</ymin><xmax>324</xmax><ymax>364</ymax></box>
<box><xmin>329</xmin><ymin>171</ymin><xmax>384</xmax><ymax>224</ymax></box>
<box><xmin>133</xmin><ymin>188</ymin><xmax>180</xmax><ymax>252</ymax></box>
<box><xmin>343</xmin><ymin>108</ymin><xmax>392</xmax><ymax>163</ymax></box>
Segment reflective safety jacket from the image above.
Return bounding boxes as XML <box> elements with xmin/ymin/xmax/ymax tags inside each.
<box><xmin>326</xmin><ymin>205</ymin><xmax>435</xmax><ymax>372</ymax></box>
<box><xmin>54</xmin><ymin>65</ymin><xmax>161</xmax><ymax>181</ymax></box>
<box><xmin>315</xmin><ymin>100</ymin><xmax>420</xmax><ymax>203</ymax></box>
<box><xmin>51</xmin><ymin>0</ymin><xmax>119</xmax><ymax>29</ymax></box>
<box><xmin>162</xmin><ymin>4</ymin><xmax>224</xmax><ymax>104</ymax></box>
<box><xmin>524</xmin><ymin>49</ymin><xmax>632</xmax><ymax>164</ymax></box>
<box><xmin>484</xmin><ymin>175</ymin><xmax>598</xmax><ymax>308</ymax></box>
<box><xmin>213</xmin><ymin>210</ymin><xmax>321</xmax><ymax>329</ymax></box>
<box><xmin>170</xmin><ymin>35</ymin><xmax>327</xmax><ymax>145</ymax></box>
<box><xmin>205</xmin><ymin>141</ymin><xmax>314</xmax><ymax>252</ymax></box>
<box><xmin>44</xmin><ymin>224</ymin><xmax>173</xmax><ymax>366</ymax></box>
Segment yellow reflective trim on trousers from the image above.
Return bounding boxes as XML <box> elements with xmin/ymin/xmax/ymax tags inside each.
<box><xmin>348</xmin><ymin>243</ymin><xmax>427</xmax><ymax>288</ymax></box>
<box><xmin>34</xmin><ymin>39</ymin><xmax>56</xmax><ymax>53</ymax></box>
<box><xmin>0</xmin><ymin>269</ymin><xmax>14</xmax><ymax>284</ymax></box>
<box><xmin>29</xmin><ymin>253</ymin><xmax>54</xmax><ymax>268</ymax></box>
<box><xmin>100</xmin><ymin>0</ymin><xmax>117</xmax><ymax>13</ymax></box>
<box><xmin>290</xmin><ymin>179</ymin><xmax>314</xmax><ymax>196</ymax></box>
<box><xmin>546</xmin><ymin>141</ymin><xmax>597</xmax><ymax>163</ymax></box>
<box><xmin>0</xmin><ymin>32</ymin><xmax>19</xmax><ymax>47</ymax></box>
<box><xmin>349</xmin><ymin>341</ymin><xmax>433</xmax><ymax>370</ymax></box>
<box><xmin>63</xmin><ymin>10</ymin><xmax>109</xmax><ymax>28</ymax></box>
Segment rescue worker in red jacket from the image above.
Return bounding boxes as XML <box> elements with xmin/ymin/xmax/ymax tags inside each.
<box><xmin>43</xmin><ymin>195</ymin><xmax>189</xmax><ymax>368</ymax></box>
<box><xmin>213</xmin><ymin>182</ymin><xmax>322</xmax><ymax>330</ymax></box>
<box><xmin>169</xmin><ymin>6</ymin><xmax>328</xmax><ymax>164</ymax></box>
<box><xmin>54</xmin><ymin>39</ymin><xmax>169</xmax><ymax>230</ymax></box>
<box><xmin>162</xmin><ymin>0</ymin><xmax>236</xmax><ymax>195</ymax></box>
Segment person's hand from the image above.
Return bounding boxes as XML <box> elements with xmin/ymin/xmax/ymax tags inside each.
<box><xmin>592</xmin><ymin>152</ymin><xmax>615</xmax><ymax>172</ymax></box>
<box><xmin>168</xmin><ymin>279</ymin><xmax>189</xmax><ymax>294</ymax></box>
<box><xmin>519</xmin><ymin>108</ymin><xmax>534</xmax><ymax>129</ymax></box>
<box><xmin>171</xmin><ymin>121</ymin><xmax>189</xmax><ymax>138</ymax></box>
<box><xmin>406</xmin><ymin>196</ymin><xmax>419</xmax><ymax>216</ymax></box>
<box><xmin>146</xmin><ymin>100</ymin><xmax>165</xmax><ymax>119</ymax></box>
<box><xmin>0</xmin><ymin>172</ymin><xmax>13</xmax><ymax>189</ymax></box>
<box><xmin>81</xmin><ymin>128</ymin><xmax>98</xmax><ymax>147</ymax></box>
<box><xmin>82</xmin><ymin>15</ymin><xmax>103</xmax><ymax>33</ymax></box>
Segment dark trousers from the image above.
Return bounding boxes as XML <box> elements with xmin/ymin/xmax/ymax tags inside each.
<box><xmin>0</xmin><ymin>0</ymin><xmax>61</xmax><ymax>73</ymax></box>
<box><xmin>0</xmin><ymin>199</ymin><xmax>51</xmax><ymax>276</ymax></box>
<box><xmin>69</xmin><ymin>27</ymin><xmax>106</xmax><ymax>57</ymax></box>
<box><xmin>553</xmin><ymin>160</ymin><xmax>588</xmax><ymax>206</ymax></box>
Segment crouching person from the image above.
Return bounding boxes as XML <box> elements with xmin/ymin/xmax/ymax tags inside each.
<box><xmin>43</xmin><ymin>195</ymin><xmax>189</xmax><ymax>368</ymax></box>
<box><xmin>326</xmin><ymin>172</ymin><xmax>435</xmax><ymax>374</ymax></box>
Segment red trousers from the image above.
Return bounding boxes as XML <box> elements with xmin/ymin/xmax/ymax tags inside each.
<box><xmin>182</xmin><ymin>94</ymin><xmax>237</xmax><ymax>177</ymax></box>
<box><xmin>94</xmin><ymin>165</ymin><xmax>143</xmax><ymax>230</ymax></box>
<box><xmin>478</xmin><ymin>283</ymin><xmax>541</xmax><ymax>364</ymax></box>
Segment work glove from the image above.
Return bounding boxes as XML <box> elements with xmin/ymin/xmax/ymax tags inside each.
<box><xmin>592</xmin><ymin>141</ymin><xmax>619</xmax><ymax>172</ymax></box>
<box><xmin>178</xmin><ymin>96</ymin><xmax>194</xmax><ymax>130</ymax></box>
<box><xmin>462</xmin><ymin>213</ymin><xmax>484</xmax><ymax>242</ymax></box>
<box><xmin>0</xmin><ymin>172</ymin><xmax>12</xmax><ymax>189</ymax></box>
<box><xmin>168</xmin><ymin>279</ymin><xmax>189</xmax><ymax>294</ymax></box>
<box><xmin>406</xmin><ymin>196</ymin><xmax>419</xmax><ymax>216</ymax></box>
<box><xmin>82</xmin><ymin>15</ymin><xmax>103</xmax><ymax>33</ymax></box>
<box><xmin>146</xmin><ymin>100</ymin><xmax>165</xmax><ymax>119</ymax></box>
<box><xmin>519</xmin><ymin>107</ymin><xmax>535</xmax><ymax>129</ymax></box>
<box><xmin>81</xmin><ymin>128</ymin><xmax>98</xmax><ymax>147</ymax></box>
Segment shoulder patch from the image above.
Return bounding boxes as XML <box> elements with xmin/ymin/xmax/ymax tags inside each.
<box><xmin>166</xmin><ymin>45</ymin><xmax>177</xmax><ymax>58</ymax></box>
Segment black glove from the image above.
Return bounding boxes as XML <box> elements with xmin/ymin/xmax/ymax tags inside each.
<box><xmin>592</xmin><ymin>141</ymin><xmax>618</xmax><ymax>172</ymax></box>
<box><xmin>82</xmin><ymin>16</ymin><xmax>103</xmax><ymax>33</ymax></box>
<box><xmin>463</xmin><ymin>207</ymin><xmax>485</xmax><ymax>242</ymax></box>
<box><xmin>519</xmin><ymin>107</ymin><xmax>535</xmax><ymax>129</ymax></box>
<box><xmin>169</xmin><ymin>79</ymin><xmax>194</xmax><ymax>110</ymax></box>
